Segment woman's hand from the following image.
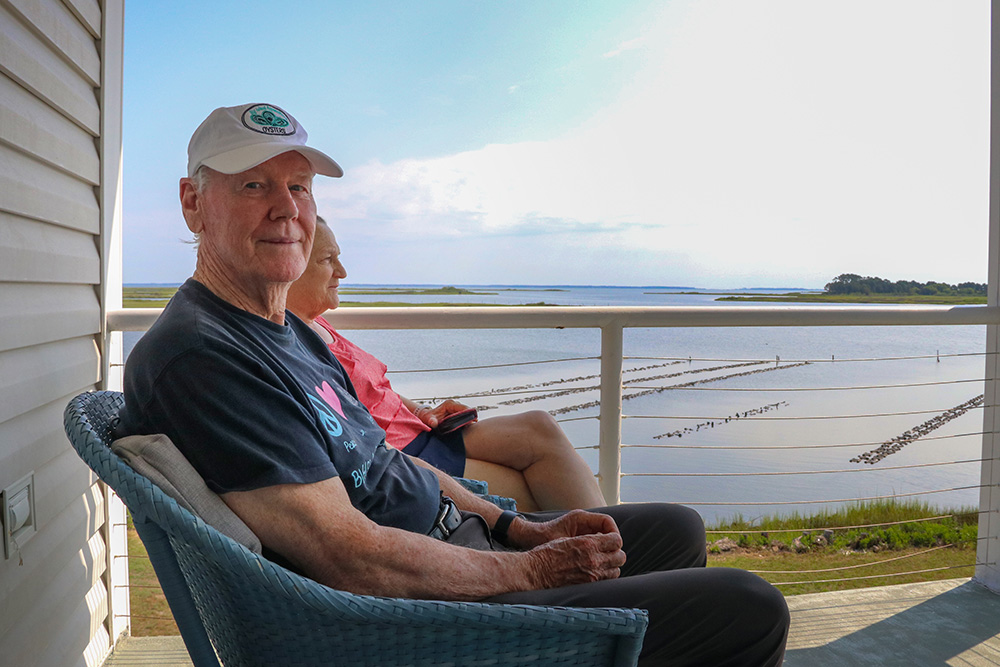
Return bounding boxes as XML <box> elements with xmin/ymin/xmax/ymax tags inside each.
<box><xmin>413</xmin><ymin>399</ymin><xmax>472</xmax><ymax>429</ymax></box>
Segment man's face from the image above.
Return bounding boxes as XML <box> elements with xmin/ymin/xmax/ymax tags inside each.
<box><xmin>184</xmin><ymin>151</ymin><xmax>318</xmax><ymax>290</ymax></box>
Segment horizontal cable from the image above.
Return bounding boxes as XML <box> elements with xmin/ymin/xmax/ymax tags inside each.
<box><xmin>624</xmin><ymin>377</ymin><xmax>985</xmax><ymax>392</ymax></box>
<box><xmin>624</xmin><ymin>351</ymin><xmax>991</xmax><ymax>365</ymax></box>
<box><xmin>769</xmin><ymin>563</ymin><xmax>979</xmax><ymax>587</ymax></box>
<box><xmin>665</xmin><ymin>484</ymin><xmax>983</xmax><ymax>506</ymax></box>
<box><xmin>705</xmin><ymin>512</ymin><xmax>985</xmax><ymax>535</ymax></box>
<box><xmin>625</xmin><ymin>406</ymin><xmax>992</xmax><ymax>422</ymax></box>
<box><xmin>388</xmin><ymin>355</ymin><xmax>598</xmax><ymax>374</ymax></box>
<box><xmin>621</xmin><ymin>430</ymin><xmax>985</xmax><ymax>451</ymax></box>
<box><xmin>556</xmin><ymin>415</ymin><xmax>599</xmax><ymax>424</ymax></box>
<box><xmin>115</xmin><ymin>614</ymin><xmax>175</xmax><ymax>620</ymax></box>
<box><xmin>746</xmin><ymin>544</ymin><xmax>956</xmax><ymax>574</ymax></box>
<box><xmin>622</xmin><ymin>458</ymin><xmax>985</xmax><ymax>478</ymax></box>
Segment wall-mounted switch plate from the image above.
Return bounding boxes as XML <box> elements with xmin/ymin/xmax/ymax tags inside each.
<box><xmin>2</xmin><ymin>473</ymin><xmax>36</xmax><ymax>560</ymax></box>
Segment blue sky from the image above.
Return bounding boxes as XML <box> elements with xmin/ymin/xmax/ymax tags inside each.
<box><xmin>123</xmin><ymin>1</ymin><xmax>989</xmax><ymax>288</ymax></box>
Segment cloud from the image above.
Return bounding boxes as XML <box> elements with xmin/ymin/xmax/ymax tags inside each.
<box><xmin>315</xmin><ymin>1</ymin><xmax>989</xmax><ymax>287</ymax></box>
<box><xmin>603</xmin><ymin>36</ymin><xmax>646</xmax><ymax>59</ymax></box>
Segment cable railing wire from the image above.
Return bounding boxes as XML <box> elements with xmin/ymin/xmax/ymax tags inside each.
<box><xmin>621</xmin><ymin>458</ymin><xmax>985</xmax><ymax>478</ymax></box>
<box><xmin>666</xmin><ymin>484</ymin><xmax>984</xmax><ymax>506</ymax></box>
<box><xmin>624</xmin><ymin>405</ymin><xmax>992</xmax><ymax>422</ymax></box>
<box><xmin>769</xmin><ymin>563</ymin><xmax>979</xmax><ymax>587</ymax></box>
<box><xmin>619</xmin><ymin>430</ymin><xmax>986</xmax><ymax>451</ymax></box>
<box><xmin>388</xmin><ymin>351</ymin><xmax>991</xmax><ymax>376</ymax></box>
<box><xmin>704</xmin><ymin>512</ymin><xmax>986</xmax><ymax>536</ymax></box>
<box><xmin>746</xmin><ymin>544</ymin><xmax>958</xmax><ymax>575</ymax></box>
<box><xmin>623</xmin><ymin>377</ymin><xmax>985</xmax><ymax>392</ymax></box>
<box><xmin>624</xmin><ymin>351</ymin><xmax>993</xmax><ymax>365</ymax></box>
<box><xmin>387</xmin><ymin>355</ymin><xmax>600</xmax><ymax>374</ymax></box>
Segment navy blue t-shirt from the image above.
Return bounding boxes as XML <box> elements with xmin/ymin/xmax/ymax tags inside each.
<box><xmin>116</xmin><ymin>279</ymin><xmax>440</xmax><ymax>535</ymax></box>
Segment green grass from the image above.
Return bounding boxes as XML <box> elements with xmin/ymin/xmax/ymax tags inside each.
<box><xmin>339</xmin><ymin>286</ymin><xmax>497</xmax><ymax>295</ymax></box>
<box><xmin>126</xmin><ymin>514</ymin><xmax>179</xmax><ymax>636</ymax></box>
<box><xmin>706</xmin><ymin>500</ymin><xmax>978</xmax><ymax>595</ymax></box>
<box><xmin>339</xmin><ymin>300</ymin><xmax>558</xmax><ymax>307</ymax></box>
<box><xmin>122</xmin><ymin>286</ymin><xmax>558</xmax><ymax>308</ymax></box>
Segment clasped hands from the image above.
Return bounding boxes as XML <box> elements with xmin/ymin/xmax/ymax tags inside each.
<box><xmin>508</xmin><ymin>509</ymin><xmax>626</xmax><ymax>589</ymax></box>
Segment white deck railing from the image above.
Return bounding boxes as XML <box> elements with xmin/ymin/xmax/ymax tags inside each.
<box><xmin>107</xmin><ymin>303</ymin><xmax>1000</xmax><ymax>590</ymax></box>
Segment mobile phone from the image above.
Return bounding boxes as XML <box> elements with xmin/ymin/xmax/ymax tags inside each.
<box><xmin>433</xmin><ymin>407</ymin><xmax>478</xmax><ymax>435</ymax></box>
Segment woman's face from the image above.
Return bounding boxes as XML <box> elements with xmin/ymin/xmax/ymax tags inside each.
<box><xmin>286</xmin><ymin>223</ymin><xmax>347</xmax><ymax>319</ymax></box>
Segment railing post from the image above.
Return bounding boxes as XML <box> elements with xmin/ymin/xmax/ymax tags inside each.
<box><xmin>977</xmin><ymin>0</ymin><xmax>1000</xmax><ymax>593</ymax></box>
<box><xmin>598</xmin><ymin>324</ymin><xmax>624</xmax><ymax>505</ymax></box>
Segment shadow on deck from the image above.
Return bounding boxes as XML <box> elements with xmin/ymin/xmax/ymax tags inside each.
<box><xmin>103</xmin><ymin>578</ymin><xmax>1000</xmax><ymax>666</ymax></box>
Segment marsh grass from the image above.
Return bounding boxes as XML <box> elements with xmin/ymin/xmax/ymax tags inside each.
<box><xmin>707</xmin><ymin>500</ymin><xmax>978</xmax><ymax>595</ymax></box>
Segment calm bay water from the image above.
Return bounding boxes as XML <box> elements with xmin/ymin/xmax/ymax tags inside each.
<box><xmin>124</xmin><ymin>285</ymin><xmax>987</xmax><ymax>524</ymax></box>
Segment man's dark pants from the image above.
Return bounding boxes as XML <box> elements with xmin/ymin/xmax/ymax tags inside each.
<box><xmin>449</xmin><ymin>503</ymin><xmax>789</xmax><ymax>667</ymax></box>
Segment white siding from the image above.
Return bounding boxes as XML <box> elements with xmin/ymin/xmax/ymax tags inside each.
<box><xmin>0</xmin><ymin>1</ymin><xmax>124</xmax><ymax>666</ymax></box>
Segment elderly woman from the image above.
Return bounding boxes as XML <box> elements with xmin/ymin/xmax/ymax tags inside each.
<box><xmin>286</xmin><ymin>218</ymin><xmax>605</xmax><ymax>511</ymax></box>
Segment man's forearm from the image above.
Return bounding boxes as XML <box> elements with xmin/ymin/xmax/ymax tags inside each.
<box><xmin>316</xmin><ymin>520</ymin><xmax>538</xmax><ymax>600</ymax></box>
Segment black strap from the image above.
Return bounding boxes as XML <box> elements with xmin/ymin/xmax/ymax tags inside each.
<box><xmin>490</xmin><ymin>510</ymin><xmax>521</xmax><ymax>543</ymax></box>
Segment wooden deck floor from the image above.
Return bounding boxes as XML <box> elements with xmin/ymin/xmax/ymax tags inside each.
<box><xmin>103</xmin><ymin>578</ymin><xmax>1000</xmax><ymax>666</ymax></box>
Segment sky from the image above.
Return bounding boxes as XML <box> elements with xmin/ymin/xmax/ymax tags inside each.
<box><xmin>123</xmin><ymin>1</ymin><xmax>990</xmax><ymax>289</ymax></box>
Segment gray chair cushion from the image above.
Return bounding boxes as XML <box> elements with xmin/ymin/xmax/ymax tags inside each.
<box><xmin>112</xmin><ymin>433</ymin><xmax>262</xmax><ymax>554</ymax></box>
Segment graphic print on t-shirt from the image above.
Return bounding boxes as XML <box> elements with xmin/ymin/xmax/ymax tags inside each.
<box><xmin>315</xmin><ymin>380</ymin><xmax>347</xmax><ymax>420</ymax></box>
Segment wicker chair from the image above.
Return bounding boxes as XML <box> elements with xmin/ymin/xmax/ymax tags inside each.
<box><xmin>65</xmin><ymin>390</ymin><xmax>648</xmax><ymax>667</ymax></box>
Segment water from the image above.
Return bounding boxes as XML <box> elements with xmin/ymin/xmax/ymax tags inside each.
<box><xmin>123</xmin><ymin>285</ymin><xmax>987</xmax><ymax>525</ymax></box>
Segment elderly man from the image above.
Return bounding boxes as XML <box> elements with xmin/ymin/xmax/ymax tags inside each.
<box><xmin>117</xmin><ymin>102</ymin><xmax>789</xmax><ymax>666</ymax></box>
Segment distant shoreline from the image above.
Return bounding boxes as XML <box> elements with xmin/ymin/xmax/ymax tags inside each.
<box><xmin>716</xmin><ymin>293</ymin><xmax>987</xmax><ymax>305</ymax></box>
<box><xmin>123</xmin><ymin>285</ymin><xmax>986</xmax><ymax>308</ymax></box>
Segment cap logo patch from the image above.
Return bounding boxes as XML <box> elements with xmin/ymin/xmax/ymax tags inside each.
<box><xmin>241</xmin><ymin>104</ymin><xmax>295</xmax><ymax>136</ymax></box>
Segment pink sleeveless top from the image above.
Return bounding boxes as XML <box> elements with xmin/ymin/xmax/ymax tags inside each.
<box><xmin>315</xmin><ymin>316</ymin><xmax>429</xmax><ymax>450</ymax></box>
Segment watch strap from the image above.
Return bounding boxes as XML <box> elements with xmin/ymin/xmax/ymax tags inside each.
<box><xmin>490</xmin><ymin>510</ymin><xmax>521</xmax><ymax>543</ymax></box>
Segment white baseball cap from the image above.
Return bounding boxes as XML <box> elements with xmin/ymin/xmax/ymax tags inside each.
<box><xmin>186</xmin><ymin>103</ymin><xmax>343</xmax><ymax>179</ymax></box>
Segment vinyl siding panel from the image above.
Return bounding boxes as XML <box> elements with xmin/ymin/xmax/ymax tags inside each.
<box><xmin>6</xmin><ymin>0</ymin><xmax>101</xmax><ymax>85</ymax></box>
<box><xmin>2</xmin><ymin>496</ymin><xmax>106</xmax><ymax>667</ymax></box>
<box><xmin>0</xmin><ymin>213</ymin><xmax>100</xmax><ymax>284</ymax></box>
<box><xmin>0</xmin><ymin>337</ymin><xmax>101</xmax><ymax>425</ymax></box>
<box><xmin>0</xmin><ymin>483</ymin><xmax>105</xmax><ymax>635</ymax></box>
<box><xmin>61</xmin><ymin>0</ymin><xmax>100</xmax><ymax>39</ymax></box>
<box><xmin>0</xmin><ymin>144</ymin><xmax>100</xmax><ymax>234</ymax></box>
<box><xmin>0</xmin><ymin>394</ymin><xmax>85</xmax><ymax>492</ymax></box>
<box><xmin>0</xmin><ymin>72</ymin><xmax>101</xmax><ymax>183</ymax></box>
<box><xmin>0</xmin><ymin>283</ymin><xmax>99</xmax><ymax>353</ymax></box>
<box><xmin>0</xmin><ymin>1</ymin><xmax>120</xmax><ymax>663</ymax></box>
<box><xmin>0</xmin><ymin>2</ymin><xmax>98</xmax><ymax>133</ymax></box>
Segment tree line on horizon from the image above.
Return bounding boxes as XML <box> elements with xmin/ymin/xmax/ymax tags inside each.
<box><xmin>825</xmin><ymin>273</ymin><xmax>986</xmax><ymax>297</ymax></box>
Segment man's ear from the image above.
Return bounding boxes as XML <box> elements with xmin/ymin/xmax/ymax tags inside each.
<box><xmin>179</xmin><ymin>178</ymin><xmax>204</xmax><ymax>234</ymax></box>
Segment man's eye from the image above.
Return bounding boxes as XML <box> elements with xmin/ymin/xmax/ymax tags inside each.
<box><xmin>290</xmin><ymin>184</ymin><xmax>308</xmax><ymax>192</ymax></box>
<box><xmin>244</xmin><ymin>182</ymin><xmax>263</xmax><ymax>190</ymax></box>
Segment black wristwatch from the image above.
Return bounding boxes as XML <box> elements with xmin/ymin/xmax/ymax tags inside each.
<box><xmin>491</xmin><ymin>510</ymin><xmax>522</xmax><ymax>543</ymax></box>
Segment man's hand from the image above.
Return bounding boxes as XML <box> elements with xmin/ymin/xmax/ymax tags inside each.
<box><xmin>526</xmin><ymin>532</ymin><xmax>626</xmax><ymax>589</ymax></box>
<box><xmin>505</xmin><ymin>509</ymin><xmax>620</xmax><ymax>550</ymax></box>
<box><xmin>415</xmin><ymin>399</ymin><xmax>471</xmax><ymax>429</ymax></box>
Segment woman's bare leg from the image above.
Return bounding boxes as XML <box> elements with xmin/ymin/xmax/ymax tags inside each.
<box><xmin>461</xmin><ymin>411</ymin><xmax>605</xmax><ymax>510</ymax></box>
<box><xmin>462</xmin><ymin>459</ymin><xmax>540</xmax><ymax>512</ymax></box>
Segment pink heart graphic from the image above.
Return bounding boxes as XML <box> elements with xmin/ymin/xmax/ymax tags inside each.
<box><xmin>315</xmin><ymin>381</ymin><xmax>347</xmax><ymax>420</ymax></box>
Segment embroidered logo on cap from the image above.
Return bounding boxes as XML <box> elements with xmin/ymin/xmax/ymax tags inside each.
<box><xmin>241</xmin><ymin>104</ymin><xmax>295</xmax><ymax>136</ymax></box>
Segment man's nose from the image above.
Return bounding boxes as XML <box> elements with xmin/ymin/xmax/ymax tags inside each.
<box><xmin>268</xmin><ymin>186</ymin><xmax>299</xmax><ymax>220</ymax></box>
